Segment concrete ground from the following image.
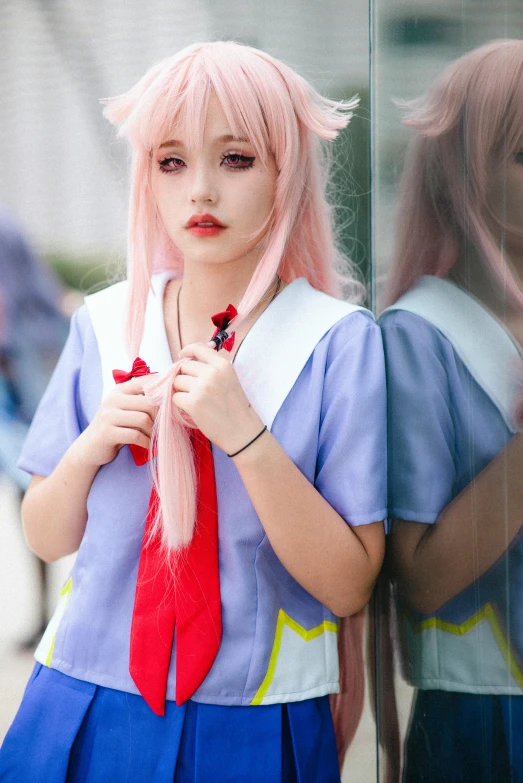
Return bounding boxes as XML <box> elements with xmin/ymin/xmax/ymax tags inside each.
<box><xmin>0</xmin><ymin>476</ymin><xmax>408</xmax><ymax>781</ymax></box>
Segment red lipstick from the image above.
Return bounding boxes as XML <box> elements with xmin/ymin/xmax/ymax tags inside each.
<box><xmin>185</xmin><ymin>213</ymin><xmax>226</xmax><ymax>238</ymax></box>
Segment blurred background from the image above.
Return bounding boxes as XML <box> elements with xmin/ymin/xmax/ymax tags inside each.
<box><xmin>1</xmin><ymin>1</ymin><xmax>523</xmax><ymax>780</ymax></box>
<box><xmin>0</xmin><ymin>0</ymin><xmax>370</xmax><ymax>287</ymax></box>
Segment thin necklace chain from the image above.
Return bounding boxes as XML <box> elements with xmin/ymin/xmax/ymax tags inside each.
<box><xmin>175</xmin><ymin>276</ymin><xmax>282</xmax><ymax>354</ymax></box>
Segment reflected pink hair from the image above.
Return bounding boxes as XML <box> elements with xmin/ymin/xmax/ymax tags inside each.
<box><xmin>385</xmin><ymin>39</ymin><xmax>523</xmax><ymax>307</ymax></box>
<box><xmin>104</xmin><ymin>41</ymin><xmax>364</xmax><ymax>766</ymax></box>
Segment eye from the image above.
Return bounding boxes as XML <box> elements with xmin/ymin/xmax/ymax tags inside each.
<box><xmin>514</xmin><ymin>151</ymin><xmax>523</xmax><ymax>165</ymax></box>
<box><xmin>221</xmin><ymin>152</ymin><xmax>255</xmax><ymax>170</ymax></box>
<box><xmin>158</xmin><ymin>156</ymin><xmax>186</xmax><ymax>173</ymax></box>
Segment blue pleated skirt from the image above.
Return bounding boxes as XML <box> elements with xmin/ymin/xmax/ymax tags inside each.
<box><xmin>0</xmin><ymin>664</ymin><xmax>341</xmax><ymax>782</ymax></box>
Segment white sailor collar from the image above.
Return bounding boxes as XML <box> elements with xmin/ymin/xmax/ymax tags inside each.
<box><xmin>383</xmin><ymin>275</ymin><xmax>523</xmax><ymax>432</ymax></box>
<box><xmin>85</xmin><ymin>274</ymin><xmax>365</xmax><ymax>430</ymax></box>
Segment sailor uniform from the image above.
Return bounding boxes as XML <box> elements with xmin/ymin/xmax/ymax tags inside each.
<box><xmin>0</xmin><ymin>274</ymin><xmax>386</xmax><ymax>781</ymax></box>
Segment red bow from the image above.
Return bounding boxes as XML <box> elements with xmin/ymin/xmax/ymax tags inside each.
<box><xmin>112</xmin><ymin>357</ymin><xmax>152</xmax><ymax>385</ymax></box>
<box><xmin>211</xmin><ymin>304</ymin><xmax>237</xmax><ymax>352</ymax></box>
<box><xmin>112</xmin><ymin>357</ymin><xmax>153</xmax><ymax>466</ymax></box>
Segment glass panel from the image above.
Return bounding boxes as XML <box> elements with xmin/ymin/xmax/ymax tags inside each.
<box><xmin>371</xmin><ymin>2</ymin><xmax>523</xmax><ymax>780</ymax></box>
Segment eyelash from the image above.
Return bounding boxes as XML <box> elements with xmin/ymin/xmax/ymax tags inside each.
<box><xmin>157</xmin><ymin>153</ymin><xmax>255</xmax><ymax>173</ymax></box>
<box><xmin>220</xmin><ymin>153</ymin><xmax>255</xmax><ymax>170</ymax></box>
<box><xmin>158</xmin><ymin>156</ymin><xmax>185</xmax><ymax>172</ymax></box>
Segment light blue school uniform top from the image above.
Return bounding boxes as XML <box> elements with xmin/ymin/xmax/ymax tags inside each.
<box><xmin>18</xmin><ymin>274</ymin><xmax>387</xmax><ymax>707</ymax></box>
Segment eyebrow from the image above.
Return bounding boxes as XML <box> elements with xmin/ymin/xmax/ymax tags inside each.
<box><xmin>158</xmin><ymin>134</ymin><xmax>250</xmax><ymax>150</ymax></box>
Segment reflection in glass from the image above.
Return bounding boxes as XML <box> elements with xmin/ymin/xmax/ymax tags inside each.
<box><xmin>379</xmin><ymin>39</ymin><xmax>523</xmax><ymax>781</ymax></box>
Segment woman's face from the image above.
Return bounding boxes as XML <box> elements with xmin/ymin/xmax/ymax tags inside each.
<box><xmin>488</xmin><ymin>148</ymin><xmax>523</xmax><ymax>263</ymax></box>
<box><xmin>151</xmin><ymin>95</ymin><xmax>278</xmax><ymax>272</ymax></box>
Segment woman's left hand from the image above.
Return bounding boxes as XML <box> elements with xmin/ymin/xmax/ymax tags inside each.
<box><xmin>173</xmin><ymin>342</ymin><xmax>264</xmax><ymax>454</ymax></box>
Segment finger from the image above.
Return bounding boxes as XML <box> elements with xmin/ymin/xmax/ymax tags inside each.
<box><xmin>177</xmin><ymin>358</ymin><xmax>211</xmax><ymax>378</ymax></box>
<box><xmin>204</xmin><ymin>340</ymin><xmax>233</xmax><ymax>358</ymax></box>
<box><xmin>171</xmin><ymin>405</ymin><xmax>197</xmax><ymax>429</ymax></box>
<box><xmin>172</xmin><ymin>374</ymin><xmax>197</xmax><ymax>393</ymax></box>
<box><xmin>114</xmin><ymin>375</ymin><xmax>157</xmax><ymax>395</ymax></box>
<box><xmin>116</xmin><ymin>393</ymin><xmax>157</xmax><ymax>420</ymax></box>
<box><xmin>112</xmin><ymin>410</ymin><xmax>154</xmax><ymax>437</ymax></box>
<box><xmin>112</xmin><ymin>427</ymin><xmax>150</xmax><ymax>451</ymax></box>
<box><xmin>179</xmin><ymin>342</ymin><xmax>224</xmax><ymax>366</ymax></box>
<box><xmin>172</xmin><ymin>391</ymin><xmax>191</xmax><ymax>413</ymax></box>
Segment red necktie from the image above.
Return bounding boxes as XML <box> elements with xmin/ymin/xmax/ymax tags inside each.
<box><xmin>113</xmin><ymin>358</ymin><xmax>222</xmax><ymax>715</ymax></box>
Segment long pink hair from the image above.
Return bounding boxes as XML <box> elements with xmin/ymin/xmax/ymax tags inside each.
<box><xmin>385</xmin><ymin>39</ymin><xmax>523</xmax><ymax>308</ymax></box>
<box><xmin>103</xmin><ymin>40</ymin><xmax>361</xmax><ymax>548</ymax></box>
<box><xmin>104</xmin><ymin>41</ymin><xmax>364</xmax><ymax>765</ymax></box>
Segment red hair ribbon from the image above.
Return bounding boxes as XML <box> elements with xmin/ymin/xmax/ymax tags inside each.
<box><xmin>211</xmin><ymin>304</ymin><xmax>237</xmax><ymax>352</ymax></box>
<box><xmin>112</xmin><ymin>357</ymin><xmax>152</xmax><ymax>385</ymax></box>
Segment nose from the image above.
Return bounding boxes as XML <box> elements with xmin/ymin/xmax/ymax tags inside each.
<box><xmin>189</xmin><ymin>164</ymin><xmax>217</xmax><ymax>205</ymax></box>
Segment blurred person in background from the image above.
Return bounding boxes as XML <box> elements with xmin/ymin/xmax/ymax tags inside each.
<box><xmin>381</xmin><ymin>40</ymin><xmax>523</xmax><ymax>782</ymax></box>
<box><xmin>0</xmin><ymin>41</ymin><xmax>386</xmax><ymax>782</ymax></box>
<box><xmin>0</xmin><ymin>208</ymin><xmax>69</xmax><ymax>649</ymax></box>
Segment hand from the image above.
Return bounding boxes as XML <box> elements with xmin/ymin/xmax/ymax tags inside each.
<box><xmin>71</xmin><ymin>376</ymin><xmax>158</xmax><ymax>468</ymax></box>
<box><xmin>173</xmin><ymin>342</ymin><xmax>264</xmax><ymax>454</ymax></box>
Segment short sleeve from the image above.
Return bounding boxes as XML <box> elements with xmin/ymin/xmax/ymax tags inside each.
<box><xmin>380</xmin><ymin>310</ymin><xmax>456</xmax><ymax>523</ymax></box>
<box><xmin>315</xmin><ymin>312</ymin><xmax>387</xmax><ymax>526</ymax></box>
<box><xmin>17</xmin><ymin>306</ymin><xmax>89</xmax><ymax>477</ymax></box>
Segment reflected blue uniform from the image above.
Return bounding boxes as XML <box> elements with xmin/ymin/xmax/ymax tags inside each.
<box><xmin>382</xmin><ymin>294</ymin><xmax>523</xmax><ymax>783</ymax></box>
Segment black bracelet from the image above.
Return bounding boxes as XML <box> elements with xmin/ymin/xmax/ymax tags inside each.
<box><xmin>227</xmin><ymin>425</ymin><xmax>268</xmax><ymax>458</ymax></box>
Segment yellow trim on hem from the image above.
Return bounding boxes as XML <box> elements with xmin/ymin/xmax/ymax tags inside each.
<box><xmin>45</xmin><ymin>577</ymin><xmax>73</xmax><ymax>667</ymax></box>
<box><xmin>251</xmin><ymin>609</ymin><xmax>338</xmax><ymax>706</ymax></box>
<box><xmin>409</xmin><ymin>602</ymin><xmax>523</xmax><ymax>691</ymax></box>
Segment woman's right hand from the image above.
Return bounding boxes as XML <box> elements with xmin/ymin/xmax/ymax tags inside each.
<box><xmin>71</xmin><ymin>377</ymin><xmax>158</xmax><ymax>468</ymax></box>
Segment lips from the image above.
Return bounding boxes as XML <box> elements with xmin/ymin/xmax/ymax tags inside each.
<box><xmin>185</xmin><ymin>213</ymin><xmax>225</xmax><ymax>229</ymax></box>
<box><xmin>185</xmin><ymin>213</ymin><xmax>226</xmax><ymax>239</ymax></box>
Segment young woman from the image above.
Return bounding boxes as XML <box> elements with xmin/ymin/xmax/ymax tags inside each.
<box><xmin>0</xmin><ymin>42</ymin><xmax>386</xmax><ymax>782</ymax></box>
<box><xmin>380</xmin><ymin>39</ymin><xmax>523</xmax><ymax>782</ymax></box>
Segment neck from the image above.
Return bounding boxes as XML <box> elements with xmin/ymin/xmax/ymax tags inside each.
<box><xmin>180</xmin><ymin>255</ymin><xmax>259</xmax><ymax>321</ymax></box>
<box><xmin>164</xmin><ymin>251</ymin><xmax>281</xmax><ymax>353</ymax></box>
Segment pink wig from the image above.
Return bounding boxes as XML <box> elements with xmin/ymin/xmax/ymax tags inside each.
<box><xmin>104</xmin><ymin>42</ymin><xmax>364</xmax><ymax>765</ymax></box>
<box><xmin>104</xmin><ymin>41</ymin><xmax>361</xmax><ymax>354</ymax></box>
<box><xmin>384</xmin><ymin>39</ymin><xmax>523</xmax><ymax>307</ymax></box>
<box><xmin>103</xmin><ymin>40</ymin><xmax>360</xmax><ymax>549</ymax></box>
